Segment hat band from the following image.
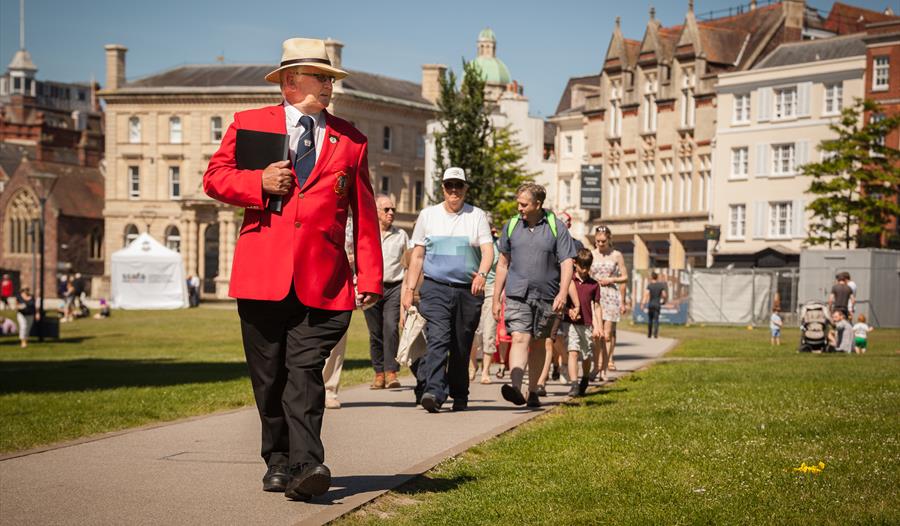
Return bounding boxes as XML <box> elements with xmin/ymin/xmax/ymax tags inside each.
<box><xmin>280</xmin><ymin>57</ymin><xmax>332</xmax><ymax>68</ymax></box>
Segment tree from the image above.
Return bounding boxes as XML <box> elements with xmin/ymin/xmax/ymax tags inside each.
<box><xmin>432</xmin><ymin>60</ymin><xmax>532</xmax><ymax>222</ymax></box>
<box><xmin>802</xmin><ymin>99</ymin><xmax>900</xmax><ymax>249</ymax></box>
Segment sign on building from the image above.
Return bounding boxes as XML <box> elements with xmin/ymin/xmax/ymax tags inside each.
<box><xmin>580</xmin><ymin>164</ymin><xmax>602</xmax><ymax>210</ymax></box>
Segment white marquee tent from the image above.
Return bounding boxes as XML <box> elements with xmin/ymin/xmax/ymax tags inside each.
<box><xmin>110</xmin><ymin>233</ymin><xmax>188</xmax><ymax>309</ymax></box>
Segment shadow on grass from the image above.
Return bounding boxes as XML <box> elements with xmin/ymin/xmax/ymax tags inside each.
<box><xmin>0</xmin><ymin>359</ymin><xmax>249</xmax><ymax>394</ymax></box>
<box><xmin>313</xmin><ymin>472</ymin><xmax>475</xmax><ymax>504</ymax></box>
<box><xmin>0</xmin><ymin>335</ymin><xmax>99</xmax><ymax>346</ymax></box>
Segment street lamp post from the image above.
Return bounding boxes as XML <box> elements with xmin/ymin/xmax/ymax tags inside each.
<box><xmin>28</xmin><ymin>172</ymin><xmax>59</xmax><ymax>342</ymax></box>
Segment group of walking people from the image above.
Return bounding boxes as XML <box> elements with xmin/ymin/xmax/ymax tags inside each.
<box><xmin>201</xmin><ymin>37</ymin><xmax>633</xmax><ymax>502</ymax></box>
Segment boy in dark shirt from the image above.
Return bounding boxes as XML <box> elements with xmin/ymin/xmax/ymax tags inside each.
<box><xmin>566</xmin><ymin>249</ymin><xmax>602</xmax><ymax>396</ymax></box>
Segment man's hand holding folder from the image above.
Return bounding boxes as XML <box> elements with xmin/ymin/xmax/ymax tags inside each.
<box><xmin>262</xmin><ymin>160</ymin><xmax>293</xmax><ymax>199</ymax></box>
<box><xmin>235</xmin><ymin>129</ymin><xmax>290</xmax><ymax>213</ymax></box>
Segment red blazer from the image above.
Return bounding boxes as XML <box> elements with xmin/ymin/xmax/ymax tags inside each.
<box><xmin>204</xmin><ymin>105</ymin><xmax>383</xmax><ymax>310</ymax></box>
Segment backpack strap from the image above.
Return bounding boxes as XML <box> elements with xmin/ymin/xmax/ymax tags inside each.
<box><xmin>506</xmin><ymin>212</ymin><xmax>558</xmax><ymax>238</ymax></box>
<box><xmin>506</xmin><ymin>216</ymin><xmax>520</xmax><ymax>239</ymax></box>
<box><xmin>546</xmin><ymin>211</ymin><xmax>557</xmax><ymax>238</ymax></box>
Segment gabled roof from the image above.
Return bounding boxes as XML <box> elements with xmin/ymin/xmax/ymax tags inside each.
<box><xmin>696</xmin><ymin>22</ymin><xmax>751</xmax><ymax>65</ymax></box>
<box><xmin>554</xmin><ymin>74</ymin><xmax>601</xmax><ymax>115</ymax></box>
<box><xmin>11</xmin><ymin>158</ymin><xmax>104</xmax><ymax>219</ymax></box>
<box><xmin>121</xmin><ymin>64</ymin><xmax>431</xmax><ymax>106</ymax></box>
<box><xmin>0</xmin><ymin>142</ymin><xmax>35</xmax><ymax>181</ymax></box>
<box><xmin>824</xmin><ymin>2</ymin><xmax>899</xmax><ymax>34</ymax></box>
<box><xmin>755</xmin><ymin>33</ymin><xmax>867</xmax><ymax>69</ymax></box>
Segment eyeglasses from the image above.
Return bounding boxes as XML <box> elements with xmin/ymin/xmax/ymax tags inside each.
<box><xmin>381</xmin><ymin>207</ymin><xmax>396</xmax><ymax>213</ymax></box>
<box><xmin>300</xmin><ymin>72</ymin><xmax>336</xmax><ymax>84</ymax></box>
<box><xmin>595</xmin><ymin>225</ymin><xmax>611</xmax><ymax>234</ymax></box>
<box><xmin>443</xmin><ymin>180</ymin><xmax>465</xmax><ymax>190</ymax></box>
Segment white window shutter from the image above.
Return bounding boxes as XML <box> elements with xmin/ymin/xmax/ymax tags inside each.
<box><xmin>796</xmin><ymin>141</ymin><xmax>809</xmax><ymax>171</ymax></box>
<box><xmin>798</xmin><ymin>82</ymin><xmax>811</xmax><ymax>117</ymax></box>
<box><xmin>753</xmin><ymin>201</ymin><xmax>767</xmax><ymax>239</ymax></box>
<box><xmin>757</xmin><ymin>88</ymin><xmax>771</xmax><ymax>121</ymax></box>
<box><xmin>755</xmin><ymin>143</ymin><xmax>768</xmax><ymax>177</ymax></box>
<box><xmin>792</xmin><ymin>199</ymin><xmax>805</xmax><ymax>238</ymax></box>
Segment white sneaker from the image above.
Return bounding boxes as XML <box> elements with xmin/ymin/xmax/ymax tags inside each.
<box><xmin>325</xmin><ymin>398</ymin><xmax>341</xmax><ymax>409</ymax></box>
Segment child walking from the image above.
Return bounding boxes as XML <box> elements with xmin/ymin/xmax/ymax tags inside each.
<box><xmin>567</xmin><ymin>249</ymin><xmax>602</xmax><ymax>396</ymax></box>
<box><xmin>770</xmin><ymin>307</ymin><xmax>783</xmax><ymax>346</ymax></box>
<box><xmin>853</xmin><ymin>313</ymin><xmax>873</xmax><ymax>354</ymax></box>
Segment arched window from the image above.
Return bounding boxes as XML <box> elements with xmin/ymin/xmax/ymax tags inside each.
<box><xmin>128</xmin><ymin>116</ymin><xmax>141</xmax><ymax>143</ymax></box>
<box><xmin>210</xmin><ymin>116</ymin><xmax>223</xmax><ymax>142</ymax></box>
<box><xmin>165</xmin><ymin>225</ymin><xmax>181</xmax><ymax>252</ymax></box>
<box><xmin>124</xmin><ymin>224</ymin><xmax>139</xmax><ymax>247</ymax></box>
<box><xmin>89</xmin><ymin>227</ymin><xmax>103</xmax><ymax>260</ymax></box>
<box><xmin>4</xmin><ymin>189</ymin><xmax>39</xmax><ymax>254</ymax></box>
<box><xmin>169</xmin><ymin>116</ymin><xmax>182</xmax><ymax>144</ymax></box>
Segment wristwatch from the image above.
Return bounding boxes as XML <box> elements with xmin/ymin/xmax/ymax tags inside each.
<box><xmin>476</xmin><ymin>271</ymin><xmax>487</xmax><ymax>278</ymax></box>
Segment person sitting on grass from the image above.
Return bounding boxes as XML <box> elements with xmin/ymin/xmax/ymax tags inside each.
<box><xmin>770</xmin><ymin>306</ymin><xmax>783</xmax><ymax>346</ymax></box>
<box><xmin>827</xmin><ymin>309</ymin><xmax>853</xmax><ymax>353</ymax></box>
<box><xmin>93</xmin><ymin>299</ymin><xmax>111</xmax><ymax>319</ymax></box>
<box><xmin>566</xmin><ymin>249</ymin><xmax>602</xmax><ymax>397</ymax></box>
<box><xmin>852</xmin><ymin>313</ymin><xmax>873</xmax><ymax>354</ymax></box>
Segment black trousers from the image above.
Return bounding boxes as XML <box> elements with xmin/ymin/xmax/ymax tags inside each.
<box><xmin>237</xmin><ymin>289</ymin><xmax>351</xmax><ymax>468</ymax></box>
<box><xmin>363</xmin><ymin>281</ymin><xmax>402</xmax><ymax>373</ymax></box>
<box><xmin>417</xmin><ymin>279</ymin><xmax>483</xmax><ymax>405</ymax></box>
<box><xmin>647</xmin><ymin>305</ymin><xmax>661</xmax><ymax>338</ymax></box>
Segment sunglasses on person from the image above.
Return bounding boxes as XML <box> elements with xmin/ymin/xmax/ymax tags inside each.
<box><xmin>443</xmin><ymin>180</ymin><xmax>465</xmax><ymax>190</ymax></box>
<box><xmin>299</xmin><ymin>72</ymin><xmax>336</xmax><ymax>84</ymax></box>
<box><xmin>381</xmin><ymin>207</ymin><xmax>396</xmax><ymax>213</ymax></box>
<box><xmin>595</xmin><ymin>225</ymin><xmax>611</xmax><ymax>234</ymax></box>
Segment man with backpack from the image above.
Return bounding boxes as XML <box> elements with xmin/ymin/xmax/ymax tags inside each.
<box><xmin>492</xmin><ymin>183</ymin><xmax>577</xmax><ymax>407</ymax></box>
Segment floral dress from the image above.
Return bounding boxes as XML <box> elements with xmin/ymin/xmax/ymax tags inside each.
<box><xmin>590</xmin><ymin>250</ymin><xmax>622</xmax><ymax>322</ymax></box>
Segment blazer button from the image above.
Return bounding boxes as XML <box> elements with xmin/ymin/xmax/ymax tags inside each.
<box><xmin>294</xmin><ymin>221</ymin><xmax>301</xmax><ymax>228</ymax></box>
<box><xmin>299</xmin><ymin>193</ymin><xmax>304</xmax><ymax>199</ymax></box>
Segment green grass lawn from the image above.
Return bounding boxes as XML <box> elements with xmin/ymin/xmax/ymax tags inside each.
<box><xmin>337</xmin><ymin>325</ymin><xmax>900</xmax><ymax>526</ymax></box>
<box><xmin>0</xmin><ymin>307</ymin><xmax>381</xmax><ymax>453</ymax></box>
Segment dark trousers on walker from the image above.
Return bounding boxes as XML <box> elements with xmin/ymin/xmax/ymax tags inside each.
<box><xmin>416</xmin><ymin>278</ymin><xmax>484</xmax><ymax>405</ymax></box>
<box><xmin>363</xmin><ymin>281</ymin><xmax>402</xmax><ymax>373</ymax></box>
<box><xmin>237</xmin><ymin>288</ymin><xmax>351</xmax><ymax>469</ymax></box>
<box><xmin>647</xmin><ymin>305</ymin><xmax>660</xmax><ymax>338</ymax></box>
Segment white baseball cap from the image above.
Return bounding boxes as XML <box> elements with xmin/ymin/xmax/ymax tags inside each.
<box><xmin>442</xmin><ymin>167</ymin><xmax>467</xmax><ymax>183</ymax></box>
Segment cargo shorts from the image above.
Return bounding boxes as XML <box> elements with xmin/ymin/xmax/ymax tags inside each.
<box><xmin>504</xmin><ymin>295</ymin><xmax>559</xmax><ymax>339</ymax></box>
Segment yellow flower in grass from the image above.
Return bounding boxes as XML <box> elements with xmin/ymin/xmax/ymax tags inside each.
<box><xmin>793</xmin><ymin>461</ymin><xmax>826</xmax><ymax>474</ymax></box>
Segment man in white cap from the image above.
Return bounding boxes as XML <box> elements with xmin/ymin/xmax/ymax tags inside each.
<box><xmin>401</xmin><ymin>167</ymin><xmax>493</xmax><ymax>413</ymax></box>
<box><xmin>204</xmin><ymin>37</ymin><xmax>382</xmax><ymax>501</ymax></box>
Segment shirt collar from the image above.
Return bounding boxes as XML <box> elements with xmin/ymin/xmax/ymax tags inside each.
<box><xmin>283</xmin><ymin>101</ymin><xmax>323</xmax><ymax>127</ymax></box>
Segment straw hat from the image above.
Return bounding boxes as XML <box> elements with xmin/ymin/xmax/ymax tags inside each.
<box><xmin>264</xmin><ymin>38</ymin><xmax>348</xmax><ymax>84</ymax></box>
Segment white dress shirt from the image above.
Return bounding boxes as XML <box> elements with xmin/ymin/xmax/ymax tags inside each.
<box><xmin>283</xmin><ymin>101</ymin><xmax>326</xmax><ymax>165</ymax></box>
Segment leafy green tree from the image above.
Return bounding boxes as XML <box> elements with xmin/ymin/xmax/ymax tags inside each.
<box><xmin>432</xmin><ymin>60</ymin><xmax>532</xmax><ymax>223</ymax></box>
<box><xmin>802</xmin><ymin>99</ymin><xmax>900</xmax><ymax>249</ymax></box>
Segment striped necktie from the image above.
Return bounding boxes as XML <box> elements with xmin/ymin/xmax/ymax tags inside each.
<box><xmin>294</xmin><ymin>115</ymin><xmax>316</xmax><ymax>189</ymax></box>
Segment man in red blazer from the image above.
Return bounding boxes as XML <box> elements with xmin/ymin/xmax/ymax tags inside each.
<box><xmin>204</xmin><ymin>37</ymin><xmax>382</xmax><ymax>501</ymax></box>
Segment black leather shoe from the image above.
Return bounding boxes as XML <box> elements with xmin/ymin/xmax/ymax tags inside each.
<box><xmin>451</xmin><ymin>399</ymin><xmax>467</xmax><ymax>412</ymax></box>
<box><xmin>262</xmin><ymin>464</ymin><xmax>290</xmax><ymax>492</ymax></box>
<box><xmin>578</xmin><ymin>375</ymin><xmax>590</xmax><ymax>396</ymax></box>
<box><xmin>420</xmin><ymin>393</ymin><xmax>441</xmax><ymax>413</ymax></box>
<box><xmin>501</xmin><ymin>384</ymin><xmax>527</xmax><ymax>406</ymax></box>
<box><xmin>526</xmin><ymin>391</ymin><xmax>542</xmax><ymax>408</ymax></box>
<box><xmin>285</xmin><ymin>463</ymin><xmax>332</xmax><ymax>501</ymax></box>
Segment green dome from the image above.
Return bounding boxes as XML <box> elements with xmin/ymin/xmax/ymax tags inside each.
<box><xmin>478</xmin><ymin>28</ymin><xmax>496</xmax><ymax>42</ymax></box>
<box><xmin>473</xmin><ymin>56</ymin><xmax>510</xmax><ymax>85</ymax></box>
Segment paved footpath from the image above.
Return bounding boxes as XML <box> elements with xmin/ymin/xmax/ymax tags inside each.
<box><xmin>0</xmin><ymin>330</ymin><xmax>675</xmax><ymax>526</ymax></box>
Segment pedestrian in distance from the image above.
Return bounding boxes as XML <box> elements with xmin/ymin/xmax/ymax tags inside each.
<box><xmin>828</xmin><ymin>272</ymin><xmax>855</xmax><ymax>319</ymax></box>
<box><xmin>364</xmin><ymin>194</ymin><xmax>408</xmax><ymax>390</ymax></box>
<box><xmin>203</xmin><ymin>37</ymin><xmax>383</xmax><ymax>502</ymax></box>
<box><xmin>15</xmin><ymin>287</ymin><xmax>36</xmax><ymax>349</ymax></box>
<box><xmin>590</xmin><ymin>225</ymin><xmax>628</xmax><ymax>379</ymax></box>
<box><xmin>566</xmin><ymin>249</ymin><xmax>602</xmax><ymax>397</ymax></box>
<box><xmin>641</xmin><ymin>271</ymin><xmax>668</xmax><ymax>339</ymax></box>
<box><xmin>493</xmin><ymin>183</ymin><xmax>577</xmax><ymax>408</ymax></box>
<box><xmin>770</xmin><ymin>306</ymin><xmax>783</xmax><ymax>346</ymax></box>
<box><xmin>852</xmin><ymin>313</ymin><xmax>873</xmax><ymax>354</ymax></box>
<box><xmin>0</xmin><ymin>274</ymin><xmax>13</xmax><ymax>310</ymax></box>
<box><xmin>402</xmin><ymin>167</ymin><xmax>494</xmax><ymax>414</ymax></box>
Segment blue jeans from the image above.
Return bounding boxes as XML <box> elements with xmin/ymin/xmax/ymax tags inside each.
<box><xmin>417</xmin><ymin>278</ymin><xmax>484</xmax><ymax>405</ymax></box>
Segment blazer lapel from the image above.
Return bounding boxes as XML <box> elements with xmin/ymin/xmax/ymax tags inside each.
<box><xmin>300</xmin><ymin>110</ymin><xmax>341</xmax><ymax>191</ymax></box>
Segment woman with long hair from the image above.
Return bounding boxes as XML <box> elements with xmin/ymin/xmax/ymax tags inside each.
<box><xmin>589</xmin><ymin>226</ymin><xmax>628</xmax><ymax>379</ymax></box>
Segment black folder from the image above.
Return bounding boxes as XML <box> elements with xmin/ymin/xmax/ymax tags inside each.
<box><xmin>235</xmin><ymin>129</ymin><xmax>290</xmax><ymax>213</ymax></box>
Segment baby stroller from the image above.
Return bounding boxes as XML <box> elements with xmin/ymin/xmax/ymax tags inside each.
<box><xmin>798</xmin><ymin>301</ymin><xmax>830</xmax><ymax>353</ymax></box>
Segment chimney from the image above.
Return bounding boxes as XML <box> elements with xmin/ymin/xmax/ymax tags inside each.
<box><xmin>783</xmin><ymin>0</ymin><xmax>805</xmax><ymax>37</ymax></box>
<box><xmin>324</xmin><ymin>39</ymin><xmax>343</xmax><ymax>69</ymax></box>
<box><xmin>104</xmin><ymin>44</ymin><xmax>127</xmax><ymax>90</ymax></box>
<box><xmin>421</xmin><ymin>64</ymin><xmax>446</xmax><ymax>105</ymax></box>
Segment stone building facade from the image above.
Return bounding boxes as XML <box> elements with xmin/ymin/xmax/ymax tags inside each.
<box><xmin>98</xmin><ymin>41</ymin><xmax>434</xmax><ymax>298</ymax></box>
<box><xmin>712</xmin><ymin>35</ymin><xmax>867</xmax><ymax>267</ymax></box>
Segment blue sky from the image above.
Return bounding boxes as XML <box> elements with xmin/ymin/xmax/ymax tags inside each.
<box><xmin>0</xmin><ymin>0</ymin><xmax>894</xmax><ymax>116</ymax></box>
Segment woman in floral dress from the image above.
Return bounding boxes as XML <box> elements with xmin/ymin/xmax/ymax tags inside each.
<box><xmin>590</xmin><ymin>226</ymin><xmax>628</xmax><ymax>380</ymax></box>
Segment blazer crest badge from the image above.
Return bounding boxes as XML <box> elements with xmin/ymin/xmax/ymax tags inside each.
<box><xmin>334</xmin><ymin>171</ymin><xmax>348</xmax><ymax>197</ymax></box>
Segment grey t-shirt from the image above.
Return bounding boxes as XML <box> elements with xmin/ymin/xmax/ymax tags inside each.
<box><xmin>499</xmin><ymin>213</ymin><xmax>577</xmax><ymax>301</ymax></box>
<box><xmin>647</xmin><ymin>281</ymin><xmax>667</xmax><ymax>308</ymax></box>
<box><xmin>831</xmin><ymin>283</ymin><xmax>852</xmax><ymax>310</ymax></box>
<box><xmin>835</xmin><ymin>319</ymin><xmax>853</xmax><ymax>353</ymax></box>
